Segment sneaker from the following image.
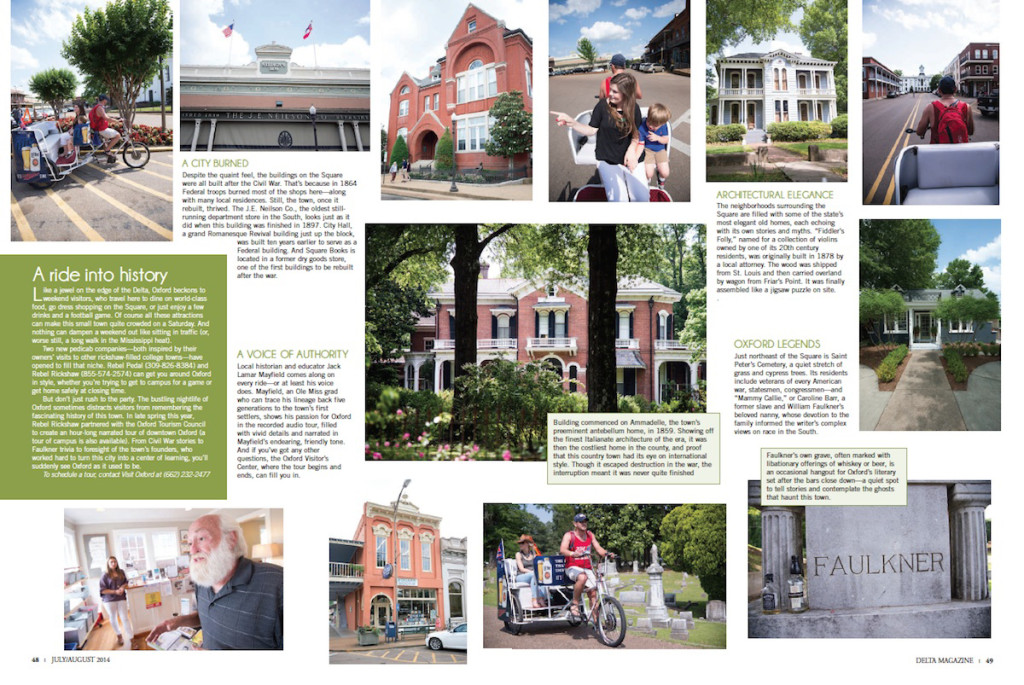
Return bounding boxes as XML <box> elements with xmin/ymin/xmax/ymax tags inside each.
<box><xmin>107</xmin><ymin>154</ymin><xmax>118</xmax><ymax>164</ymax></box>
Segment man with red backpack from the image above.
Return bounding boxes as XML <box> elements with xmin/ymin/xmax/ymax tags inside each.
<box><xmin>89</xmin><ymin>94</ymin><xmax>121</xmax><ymax>163</ymax></box>
<box><xmin>914</xmin><ymin>76</ymin><xmax>974</xmax><ymax>143</ymax></box>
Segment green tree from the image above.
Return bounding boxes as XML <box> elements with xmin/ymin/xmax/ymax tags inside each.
<box><xmin>680</xmin><ymin>287</ymin><xmax>707</xmax><ymax>359</ymax></box>
<box><xmin>859</xmin><ymin>289</ymin><xmax>907</xmax><ymax>345</ymax></box>
<box><xmin>798</xmin><ymin>0</ymin><xmax>848</xmax><ymax>113</ymax></box>
<box><xmin>576</xmin><ymin>37</ymin><xmax>598</xmax><ymax>68</ymax></box>
<box><xmin>483</xmin><ymin>504</ymin><xmax>548</xmax><ymax>564</ymax></box>
<box><xmin>61</xmin><ymin>0</ymin><xmax>173</xmax><ymax>132</ymax></box>
<box><xmin>28</xmin><ymin>68</ymin><xmax>78</xmax><ymax>115</ymax></box>
<box><xmin>485</xmin><ymin>91</ymin><xmax>532</xmax><ymax>171</ymax></box>
<box><xmin>707</xmin><ymin>0</ymin><xmax>804</xmax><ymax>56</ymax></box>
<box><xmin>935</xmin><ymin>258</ymin><xmax>987</xmax><ymax>291</ymax></box>
<box><xmin>860</xmin><ymin>219</ymin><xmax>941</xmax><ymax>289</ymax></box>
<box><xmin>659</xmin><ymin>504</ymin><xmax>727</xmax><ymax>601</ymax></box>
<box><xmin>389</xmin><ymin>135</ymin><xmax>409</xmax><ymax>166</ymax></box>
<box><xmin>935</xmin><ymin>295</ymin><xmax>1000</xmax><ymax>342</ymax></box>
<box><xmin>435</xmin><ymin>128</ymin><xmax>454</xmax><ymax>170</ymax></box>
<box><xmin>930</xmin><ymin>74</ymin><xmax>942</xmax><ymax>91</ymax></box>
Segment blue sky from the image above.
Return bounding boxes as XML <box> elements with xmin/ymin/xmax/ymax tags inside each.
<box><xmin>932</xmin><ymin>220</ymin><xmax>1001</xmax><ymax>297</ymax></box>
<box><xmin>549</xmin><ymin>0</ymin><xmax>687</xmax><ymax>61</ymax></box>
<box><xmin>863</xmin><ymin>1</ymin><xmax>999</xmax><ymax>77</ymax></box>
<box><xmin>10</xmin><ymin>0</ymin><xmax>370</xmax><ymax>94</ymax></box>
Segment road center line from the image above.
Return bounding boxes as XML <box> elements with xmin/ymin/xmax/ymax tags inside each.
<box><xmin>864</xmin><ymin>98</ymin><xmax>921</xmax><ymax>204</ymax></box>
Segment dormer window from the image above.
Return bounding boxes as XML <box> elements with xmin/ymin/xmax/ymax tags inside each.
<box><xmin>468</xmin><ymin>19</ymin><xmax>476</xmax><ymax>32</ymax></box>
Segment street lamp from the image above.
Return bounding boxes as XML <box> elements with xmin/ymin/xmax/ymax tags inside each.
<box><xmin>392</xmin><ymin>478</ymin><xmax>411</xmax><ymax>634</ymax></box>
<box><xmin>309</xmin><ymin>105</ymin><xmax>318</xmax><ymax>151</ymax></box>
<box><xmin>449</xmin><ymin>119</ymin><xmax>459</xmax><ymax>193</ymax></box>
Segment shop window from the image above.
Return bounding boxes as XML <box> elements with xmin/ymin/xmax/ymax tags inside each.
<box><xmin>449</xmin><ymin>582</ymin><xmax>464</xmax><ymax>618</ymax></box>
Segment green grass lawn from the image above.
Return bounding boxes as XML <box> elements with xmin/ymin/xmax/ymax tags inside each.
<box><xmin>707</xmin><ymin>170</ymin><xmax>790</xmax><ymax>182</ymax></box>
<box><xmin>772</xmin><ymin>139</ymin><xmax>848</xmax><ymax>156</ymax></box>
<box><xmin>706</xmin><ymin>144</ymin><xmax>752</xmax><ymax>155</ymax></box>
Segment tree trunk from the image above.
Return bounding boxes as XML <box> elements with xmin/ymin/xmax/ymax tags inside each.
<box><xmin>588</xmin><ymin>225</ymin><xmax>618</xmax><ymax>412</ymax></box>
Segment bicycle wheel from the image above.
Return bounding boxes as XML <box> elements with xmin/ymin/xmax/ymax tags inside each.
<box><xmin>122</xmin><ymin>139</ymin><xmax>150</xmax><ymax>168</ymax></box>
<box><xmin>506</xmin><ymin>594</ymin><xmax>523</xmax><ymax>635</ymax></box>
<box><xmin>595</xmin><ymin>596</ymin><xmax>626</xmax><ymax>647</ymax></box>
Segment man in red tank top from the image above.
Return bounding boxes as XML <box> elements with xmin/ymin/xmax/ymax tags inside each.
<box><xmin>89</xmin><ymin>95</ymin><xmax>122</xmax><ymax>163</ymax></box>
<box><xmin>560</xmin><ymin>512</ymin><xmax>613</xmax><ymax>617</ymax></box>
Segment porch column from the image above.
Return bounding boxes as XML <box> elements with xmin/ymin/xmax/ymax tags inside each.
<box><xmin>337</xmin><ymin>122</ymin><xmax>348</xmax><ymax>151</ymax></box>
<box><xmin>191</xmin><ymin>119</ymin><xmax>202</xmax><ymax>152</ymax></box>
<box><xmin>353</xmin><ymin>120</ymin><xmax>365</xmax><ymax>151</ymax></box>
<box><xmin>207</xmin><ymin>119</ymin><xmax>217</xmax><ymax>151</ymax></box>
<box><xmin>434</xmin><ymin>361</ymin><xmax>442</xmax><ymax>393</ymax></box>
<box><xmin>949</xmin><ymin>483</ymin><xmax>991</xmax><ymax>601</ymax></box>
<box><xmin>653</xmin><ymin>360</ymin><xmax>663</xmax><ymax>404</ymax></box>
<box><xmin>413</xmin><ymin>360</ymin><xmax>422</xmax><ymax>391</ymax></box>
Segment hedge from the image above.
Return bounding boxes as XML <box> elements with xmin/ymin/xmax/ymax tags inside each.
<box><xmin>875</xmin><ymin>344</ymin><xmax>909</xmax><ymax>382</ymax></box>
<box><xmin>706</xmin><ymin>123</ymin><xmax>747</xmax><ymax>143</ymax></box>
<box><xmin>943</xmin><ymin>348</ymin><xmax>968</xmax><ymax>383</ymax></box>
<box><xmin>766</xmin><ymin>120</ymin><xmax>832</xmax><ymax>141</ymax></box>
<box><xmin>830</xmin><ymin>114</ymin><xmax>849</xmax><ymax>138</ymax></box>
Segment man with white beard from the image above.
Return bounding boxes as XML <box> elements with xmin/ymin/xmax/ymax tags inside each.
<box><xmin>147</xmin><ymin>514</ymin><xmax>283</xmax><ymax>649</ymax></box>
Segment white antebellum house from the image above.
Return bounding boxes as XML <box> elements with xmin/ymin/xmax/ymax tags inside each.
<box><xmin>711</xmin><ymin>50</ymin><xmax>838</xmax><ymax>132</ymax></box>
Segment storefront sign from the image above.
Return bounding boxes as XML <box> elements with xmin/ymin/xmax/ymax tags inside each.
<box><xmin>397</xmin><ymin>578</ymin><xmax>418</xmax><ymax>587</ymax></box>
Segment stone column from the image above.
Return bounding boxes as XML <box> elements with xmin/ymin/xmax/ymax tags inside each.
<box><xmin>191</xmin><ymin>119</ymin><xmax>202</xmax><ymax>152</ymax></box>
<box><xmin>751</xmin><ymin>481</ymin><xmax>803</xmax><ymax>612</ymax></box>
<box><xmin>337</xmin><ymin>122</ymin><xmax>348</xmax><ymax>151</ymax></box>
<box><xmin>645</xmin><ymin>543</ymin><xmax>670</xmax><ymax>627</ymax></box>
<box><xmin>949</xmin><ymin>483</ymin><xmax>991</xmax><ymax>601</ymax></box>
<box><xmin>353</xmin><ymin>121</ymin><xmax>364</xmax><ymax>151</ymax></box>
<box><xmin>207</xmin><ymin>119</ymin><xmax>217</xmax><ymax>152</ymax></box>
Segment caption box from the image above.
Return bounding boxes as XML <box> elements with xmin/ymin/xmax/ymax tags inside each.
<box><xmin>760</xmin><ymin>447</ymin><xmax>908</xmax><ymax>506</ymax></box>
<box><xmin>547</xmin><ymin>413</ymin><xmax>720</xmax><ymax>484</ymax></box>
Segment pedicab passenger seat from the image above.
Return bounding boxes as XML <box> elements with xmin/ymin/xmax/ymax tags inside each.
<box><xmin>26</xmin><ymin>121</ymin><xmax>66</xmax><ymax>164</ymax></box>
<box><xmin>569</xmin><ymin>111</ymin><xmax>597</xmax><ymax>166</ymax></box>
<box><xmin>898</xmin><ymin>142</ymin><xmax>999</xmax><ymax>205</ymax></box>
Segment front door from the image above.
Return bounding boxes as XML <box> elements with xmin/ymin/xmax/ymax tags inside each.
<box><xmin>747</xmin><ymin>103</ymin><xmax>756</xmax><ymax>129</ymax></box>
<box><xmin>914</xmin><ymin>312</ymin><xmax>935</xmax><ymax>346</ymax></box>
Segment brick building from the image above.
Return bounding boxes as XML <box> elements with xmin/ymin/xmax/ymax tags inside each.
<box><xmin>643</xmin><ymin>4</ymin><xmax>690</xmax><ymax>70</ymax></box>
<box><xmin>955</xmin><ymin>43</ymin><xmax>998</xmax><ymax>97</ymax></box>
<box><xmin>400</xmin><ymin>270</ymin><xmax>703</xmax><ymax>404</ymax></box>
<box><xmin>862</xmin><ymin>56</ymin><xmax>899</xmax><ymax>99</ymax></box>
<box><xmin>330</xmin><ymin>497</ymin><xmax>445</xmax><ymax>633</ymax></box>
<box><xmin>386</xmin><ymin>4</ymin><xmax>533</xmax><ymax>171</ymax></box>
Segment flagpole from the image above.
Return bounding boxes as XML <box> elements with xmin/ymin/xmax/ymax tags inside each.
<box><xmin>227</xmin><ymin>20</ymin><xmax>235</xmax><ymax>67</ymax></box>
<box><xmin>311</xmin><ymin>20</ymin><xmax>318</xmax><ymax>70</ymax></box>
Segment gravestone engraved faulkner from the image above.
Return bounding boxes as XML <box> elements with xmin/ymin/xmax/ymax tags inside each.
<box><xmin>805</xmin><ymin>485</ymin><xmax>951</xmax><ymax>609</ymax></box>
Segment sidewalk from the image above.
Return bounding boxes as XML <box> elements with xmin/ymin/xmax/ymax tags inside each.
<box><xmin>873</xmin><ymin>351</ymin><xmax>966</xmax><ymax>431</ymax></box>
<box><xmin>381</xmin><ymin>177</ymin><xmax>533</xmax><ymax>201</ymax></box>
<box><xmin>329</xmin><ymin>628</ymin><xmax>427</xmax><ymax>652</ymax></box>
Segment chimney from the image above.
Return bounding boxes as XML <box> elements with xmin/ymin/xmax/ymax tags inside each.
<box><xmin>480</xmin><ymin>262</ymin><xmax>490</xmax><ymax>279</ymax></box>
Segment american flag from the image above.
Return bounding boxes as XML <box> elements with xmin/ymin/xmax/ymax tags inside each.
<box><xmin>496</xmin><ymin>539</ymin><xmax>505</xmax><ymax>565</ymax></box>
<box><xmin>222</xmin><ymin>23</ymin><xmax>234</xmax><ymax>38</ymax></box>
<box><xmin>303</xmin><ymin>21</ymin><xmax>313</xmax><ymax>39</ymax></box>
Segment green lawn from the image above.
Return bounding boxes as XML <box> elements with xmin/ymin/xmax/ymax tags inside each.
<box><xmin>706</xmin><ymin>144</ymin><xmax>753</xmax><ymax>155</ymax></box>
<box><xmin>772</xmin><ymin>139</ymin><xmax>848</xmax><ymax>156</ymax></box>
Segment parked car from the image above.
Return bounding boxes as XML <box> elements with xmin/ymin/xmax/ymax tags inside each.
<box><xmin>649</xmin><ymin>64</ymin><xmax>665</xmax><ymax>73</ymax></box>
<box><xmin>426</xmin><ymin>622</ymin><xmax>467</xmax><ymax>650</ymax></box>
<box><xmin>886</xmin><ymin>91</ymin><xmax>898</xmax><ymax>98</ymax></box>
<box><xmin>977</xmin><ymin>89</ymin><xmax>998</xmax><ymax>117</ymax></box>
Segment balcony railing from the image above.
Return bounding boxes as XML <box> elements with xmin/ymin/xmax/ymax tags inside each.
<box><xmin>527</xmin><ymin>337</ymin><xmax>577</xmax><ymax>352</ymax></box>
<box><xmin>329</xmin><ymin>562</ymin><xmax>364</xmax><ymax>579</ymax></box>
<box><xmin>615</xmin><ymin>338</ymin><xmax>639</xmax><ymax>349</ymax></box>
<box><xmin>796</xmin><ymin>87</ymin><xmax>835</xmax><ymax>96</ymax></box>
<box><xmin>655</xmin><ymin>339</ymin><xmax>686</xmax><ymax>350</ymax></box>
<box><xmin>428</xmin><ymin>339</ymin><xmax>516</xmax><ymax>351</ymax></box>
<box><xmin>720</xmin><ymin>87</ymin><xmax>764</xmax><ymax>96</ymax></box>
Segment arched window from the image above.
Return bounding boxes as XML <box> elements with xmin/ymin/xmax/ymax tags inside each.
<box><xmin>458</xmin><ymin>59</ymin><xmax>497</xmax><ymax>103</ymax></box>
<box><xmin>399</xmin><ymin>86</ymin><xmax>410</xmax><ymax>95</ymax></box>
<box><xmin>449</xmin><ymin>582</ymin><xmax>464</xmax><ymax>618</ymax></box>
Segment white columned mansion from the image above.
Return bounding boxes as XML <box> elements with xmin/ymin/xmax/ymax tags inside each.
<box><xmin>711</xmin><ymin>50</ymin><xmax>838</xmax><ymax>130</ymax></box>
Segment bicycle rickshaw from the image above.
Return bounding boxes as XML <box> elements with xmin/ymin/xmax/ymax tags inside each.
<box><xmin>497</xmin><ymin>541</ymin><xmax>627</xmax><ymax>647</ymax></box>
<box><xmin>13</xmin><ymin>119</ymin><xmax>150</xmax><ymax>189</ymax></box>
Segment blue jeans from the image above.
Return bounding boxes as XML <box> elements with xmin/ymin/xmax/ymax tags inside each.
<box><xmin>516</xmin><ymin>572</ymin><xmax>548</xmax><ymax>603</ymax></box>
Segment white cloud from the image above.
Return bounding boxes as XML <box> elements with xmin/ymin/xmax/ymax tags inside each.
<box><xmin>11</xmin><ymin>0</ymin><xmax>110</xmax><ymax>47</ymax></box>
<box><xmin>358</xmin><ymin>14</ymin><xmax>370</xmax><ymax>25</ymax></box>
<box><xmin>581</xmin><ymin>21</ymin><xmax>632</xmax><ymax>43</ymax></box>
<box><xmin>550</xmin><ymin>0</ymin><xmax>602</xmax><ymax>22</ymax></box>
<box><xmin>11</xmin><ymin>46</ymin><xmax>40</xmax><ymax>70</ymax></box>
<box><xmin>864</xmin><ymin>32</ymin><xmax>877</xmax><ymax>50</ymax></box>
<box><xmin>981</xmin><ymin>265</ymin><xmax>1001</xmax><ymax>296</ymax></box>
<box><xmin>624</xmin><ymin>8</ymin><xmax>649</xmax><ymax>20</ymax></box>
<box><xmin>652</xmin><ymin>0</ymin><xmax>686</xmax><ymax>19</ymax></box>
<box><xmin>180</xmin><ymin>0</ymin><xmax>252</xmax><ymax>66</ymax></box>
<box><xmin>292</xmin><ymin>37</ymin><xmax>371</xmax><ymax>69</ymax></box>
<box><xmin>612</xmin><ymin>0</ymin><xmax>629</xmax><ymax>6</ymax></box>
<box><xmin>962</xmin><ymin>235</ymin><xmax>1001</xmax><ymax>266</ymax></box>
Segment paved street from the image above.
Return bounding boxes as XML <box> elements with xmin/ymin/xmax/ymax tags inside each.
<box><xmin>11</xmin><ymin>150</ymin><xmax>172</xmax><ymax>241</ymax></box>
<box><xmin>329</xmin><ymin>645</ymin><xmax>466</xmax><ymax>664</ymax></box>
<box><xmin>862</xmin><ymin>95</ymin><xmax>998</xmax><ymax>205</ymax></box>
<box><xmin>549</xmin><ymin>71</ymin><xmax>691</xmax><ymax>202</ymax></box>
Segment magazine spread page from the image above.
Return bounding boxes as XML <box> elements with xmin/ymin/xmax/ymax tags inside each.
<box><xmin>2</xmin><ymin>0</ymin><xmax>1015</xmax><ymax>680</ymax></box>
